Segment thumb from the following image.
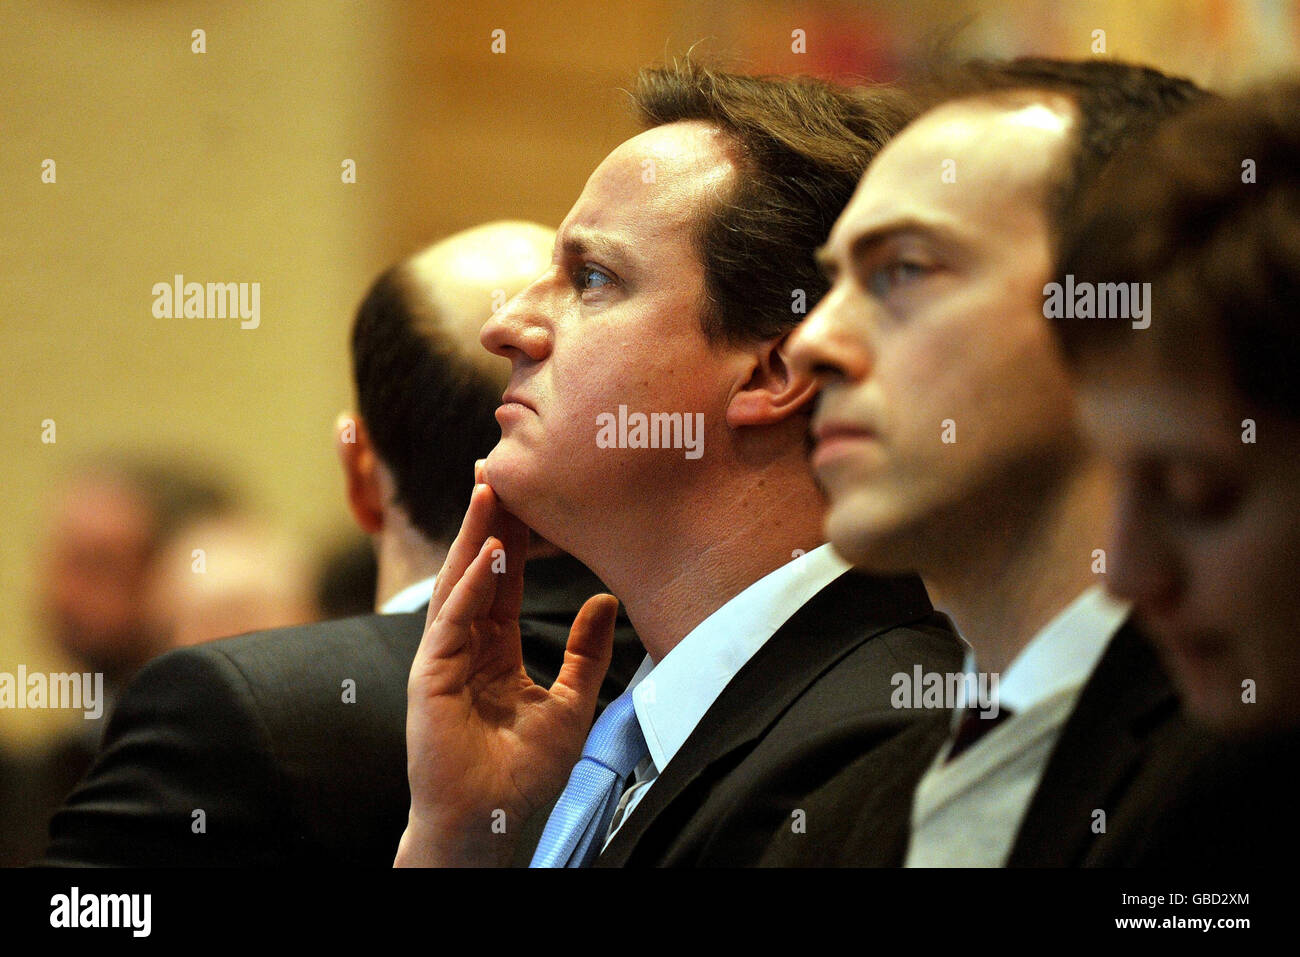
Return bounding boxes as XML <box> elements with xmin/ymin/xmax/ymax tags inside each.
<box><xmin>550</xmin><ymin>594</ymin><xmax>618</xmax><ymax>718</ymax></box>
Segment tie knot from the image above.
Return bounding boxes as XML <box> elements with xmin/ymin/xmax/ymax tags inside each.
<box><xmin>946</xmin><ymin>706</ymin><xmax>1014</xmax><ymax>762</ymax></box>
<box><xmin>529</xmin><ymin>689</ymin><xmax>651</xmax><ymax>867</ymax></box>
<box><xmin>581</xmin><ymin>690</ymin><xmax>647</xmax><ymax>779</ymax></box>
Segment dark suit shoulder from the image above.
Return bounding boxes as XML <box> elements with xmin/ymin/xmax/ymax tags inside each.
<box><xmin>43</xmin><ymin>639</ymin><xmax>290</xmax><ymax>866</ymax></box>
<box><xmin>44</xmin><ymin>612</ymin><xmax>426</xmax><ymax>867</ymax></box>
<box><xmin>1008</xmin><ymin>621</ymin><xmax>1198</xmax><ymax>866</ymax></box>
<box><xmin>602</xmin><ymin>571</ymin><xmax>964</xmax><ymax>867</ymax></box>
<box><xmin>675</xmin><ymin>616</ymin><xmax>962</xmax><ymax>867</ymax></box>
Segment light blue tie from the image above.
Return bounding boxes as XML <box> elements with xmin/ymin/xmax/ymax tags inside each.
<box><xmin>530</xmin><ymin>690</ymin><xmax>649</xmax><ymax>868</ymax></box>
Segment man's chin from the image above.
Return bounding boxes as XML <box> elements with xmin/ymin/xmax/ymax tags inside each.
<box><xmin>824</xmin><ymin>497</ymin><xmax>919</xmax><ymax>575</ymax></box>
<box><xmin>481</xmin><ymin>450</ymin><xmax>556</xmax><ymax>539</ymax></box>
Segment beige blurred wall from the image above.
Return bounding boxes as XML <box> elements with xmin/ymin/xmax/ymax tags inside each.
<box><xmin>3</xmin><ymin>0</ymin><xmax>1296</xmax><ymax>749</ymax></box>
<box><xmin>0</xmin><ymin>0</ymin><xmax>705</xmax><ymax>750</ymax></box>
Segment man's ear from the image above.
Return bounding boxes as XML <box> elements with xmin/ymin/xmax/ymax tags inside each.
<box><xmin>725</xmin><ymin>333</ymin><xmax>821</xmax><ymax>428</ymax></box>
<box><xmin>335</xmin><ymin>412</ymin><xmax>385</xmax><ymax>535</ymax></box>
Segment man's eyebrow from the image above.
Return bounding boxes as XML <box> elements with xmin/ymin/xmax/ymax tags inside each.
<box><xmin>839</xmin><ymin>216</ymin><xmax>967</xmax><ymax>269</ymax></box>
<box><xmin>560</xmin><ymin>228</ymin><xmax>632</xmax><ymax>267</ymax></box>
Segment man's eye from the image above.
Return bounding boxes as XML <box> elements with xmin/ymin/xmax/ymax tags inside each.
<box><xmin>868</xmin><ymin>260</ymin><xmax>929</xmax><ymax>297</ymax></box>
<box><xmin>574</xmin><ymin>265</ymin><xmax>614</xmax><ymax>290</ymax></box>
<box><xmin>1160</xmin><ymin>465</ymin><xmax>1243</xmax><ymax>522</ymax></box>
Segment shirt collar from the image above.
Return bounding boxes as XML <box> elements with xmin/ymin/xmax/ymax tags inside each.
<box><xmin>626</xmin><ymin>543</ymin><xmax>851</xmax><ymax>776</ymax></box>
<box><xmin>988</xmin><ymin>584</ymin><xmax>1130</xmax><ymax>715</ymax></box>
<box><xmin>380</xmin><ymin>575</ymin><xmax>437</xmax><ymax>615</ymax></box>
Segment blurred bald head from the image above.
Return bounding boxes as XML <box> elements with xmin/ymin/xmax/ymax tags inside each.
<box><xmin>400</xmin><ymin>221</ymin><xmax>554</xmax><ymax>386</ymax></box>
<box><xmin>345</xmin><ymin>221</ymin><xmax>554</xmax><ymax>548</ymax></box>
<box><xmin>144</xmin><ymin>513</ymin><xmax>318</xmax><ymax>649</ymax></box>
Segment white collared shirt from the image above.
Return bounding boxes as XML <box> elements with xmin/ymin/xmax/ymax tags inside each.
<box><xmin>603</xmin><ymin>543</ymin><xmax>851</xmax><ymax>846</ymax></box>
<box><xmin>379</xmin><ymin>575</ymin><xmax>437</xmax><ymax>615</ymax></box>
<box><xmin>905</xmin><ymin>584</ymin><xmax>1130</xmax><ymax>866</ymax></box>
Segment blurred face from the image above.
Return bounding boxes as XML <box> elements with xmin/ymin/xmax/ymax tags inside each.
<box><xmin>480</xmin><ymin>121</ymin><xmax>749</xmax><ymax>550</ymax></box>
<box><xmin>39</xmin><ymin>477</ymin><xmax>158</xmax><ymax>673</ymax></box>
<box><xmin>1078</xmin><ymin>352</ymin><xmax>1300</xmax><ymax>734</ymax></box>
<box><xmin>789</xmin><ymin>99</ymin><xmax>1085</xmax><ymax>571</ymax></box>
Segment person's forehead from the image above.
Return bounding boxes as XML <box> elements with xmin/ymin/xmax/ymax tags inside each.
<box><xmin>826</xmin><ymin>97</ymin><xmax>1075</xmax><ymax>255</ymax></box>
<box><xmin>558</xmin><ymin>120</ymin><xmax>736</xmax><ymax>247</ymax></box>
<box><xmin>1078</xmin><ymin>354</ymin><xmax>1245</xmax><ymax>458</ymax></box>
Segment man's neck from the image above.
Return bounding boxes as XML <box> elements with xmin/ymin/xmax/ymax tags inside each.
<box><xmin>922</xmin><ymin>458</ymin><xmax>1113</xmax><ymax>678</ymax></box>
<box><xmin>373</xmin><ymin>519</ymin><xmax>446</xmax><ymax>612</ymax></box>
<box><xmin>570</xmin><ymin>466</ymin><xmax>826</xmax><ymax>663</ymax></box>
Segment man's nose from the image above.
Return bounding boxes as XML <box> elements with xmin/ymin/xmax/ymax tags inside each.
<box><xmin>481</xmin><ymin>275</ymin><xmax>552</xmax><ymax>362</ymax></box>
<box><xmin>787</xmin><ymin>281</ymin><xmax>872</xmax><ymax>385</ymax></box>
<box><xmin>1106</xmin><ymin>487</ymin><xmax>1184</xmax><ymax>622</ymax></box>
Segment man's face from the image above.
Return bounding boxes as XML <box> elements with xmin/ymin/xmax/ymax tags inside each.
<box><xmin>480</xmin><ymin>121</ymin><xmax>747</xmax><ymax>551</ymax></box>
<box><xmin>788</xmin><ymin>98</ymin><xmax>1086</xmax><ymax>572</ymax></box>
<box><xmin>1079</xmin><ymin>353</ymin><xmax>1300</xmax><ymax>734</ymax></box>
<box><xmin>39</xmin><ymin>477</ymin><xmax>157</xmax><ymax>673</ymax></box>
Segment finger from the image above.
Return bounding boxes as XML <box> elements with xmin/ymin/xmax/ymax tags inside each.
<box><xmin>435</xmin><ymin>537</ymin><xmax>504</xmax><ymax>631</ymax></box>
<box><xmin>474</xmin><ymin>458</ymin><xmax>487</xmax><ymax>484</ymax></box>
<box><xmin>413</xmin><ymin>537</ymin><xmax>503</xmax><ymax>691</ymax></box>
<box><xmin>488</xmin><ymin>504</ymin><xmax>529</xmax><ymax>624</ymax></box>
<box><xmin>548</xmin><ymin>594</ymin><xmax>618</xmax><ymax>718</ymax></box>
<box><xmin>429</xmin><ymin>484</ymin><xmax>496</xmax><ymax>618</ymax></box>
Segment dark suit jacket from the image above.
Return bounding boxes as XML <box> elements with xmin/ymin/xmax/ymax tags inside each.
<box><xmin>592</xmin><ymin>568</ymin><xmax>964</xmax><ymax>867</ymax></box>
<box><xmin>42</xmin><ymin>555</ymin><xmax>640</xmax><ymax>867</ymax></box>
<box><xmin>758</xmin><ymin>619</ymin><xmax>1232</xmax><ymax>866</ymax></box>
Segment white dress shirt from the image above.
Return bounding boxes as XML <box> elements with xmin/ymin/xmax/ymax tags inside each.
<box><xmin>602</xmin><ymin>543</ymin><xmax>851</xmax><ymax>847</ymax></box>
<box><xmin>905</xmin><ymin>584</ymin><xmax>1129</xmax><ymax>867</ymax></box>
<box><xmin>379</xmin><ymin>575</ymin><xmax>437</xmax><ymax>615</ymax></box>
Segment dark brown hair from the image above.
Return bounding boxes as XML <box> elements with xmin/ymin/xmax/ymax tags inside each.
<box><xmin>909</xmin><ymin>57</ymin><xmax>1211</xmax><ymax>253</ymax></box>
<box><xmin>1054</xmin><ymin>80</ymin><xmax>1300</xmax><ymax>417</ymax></box>
<box><xmin>351</xmin><ymin>264</ymin><xmax>504</xmax><ymax>543</ymax></box>
<box><xmin>632</xmin><ymin>60</ymin><xmax>916</xmax><ymax>345</ymax></box>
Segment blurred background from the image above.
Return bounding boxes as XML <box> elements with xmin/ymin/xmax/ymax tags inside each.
<box><xmin>2</xmin><ymin>0</ymin><xmax>1297</xmax><ymax>804</ymax></box>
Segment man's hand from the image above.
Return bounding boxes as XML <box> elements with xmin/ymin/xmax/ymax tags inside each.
<box><xmin>394</xmin><ymin>481</ymin><xmax>617</xmax><ymax>867</ymax></box>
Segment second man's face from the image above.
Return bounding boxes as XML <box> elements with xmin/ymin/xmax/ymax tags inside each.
<box><xmin>789</xmin><ymin>98</ymin><xmax>1086</xmax><ymax>575</ymax></box>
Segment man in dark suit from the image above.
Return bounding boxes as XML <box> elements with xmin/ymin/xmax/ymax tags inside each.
<box><xmin>776</xmin><ymin>59</ymin><xmax>1220</xmax><ymax>866</ymax></box>
<box><xmin>43</xmin><ymin>222</ymin><xmax>642</xmax><ymax>866</ymax></box>
<box><xmin>394</xmin><ymin>62</ymin><xmax>963</xmax><ymax>869</ymax></box>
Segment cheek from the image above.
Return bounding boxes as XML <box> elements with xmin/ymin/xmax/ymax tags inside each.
<box><xmin>1181</xmin><ymin>503</ymin><xmax>1300</xmax><ymax>660</ymax></box>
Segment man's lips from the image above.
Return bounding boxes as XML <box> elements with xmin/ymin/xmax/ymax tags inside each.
<box><xmin>812</xmin><ymin>421</ymin><xmax>876</xmax><ymax>444</ymax></box>
<box><xmin>499</xmin><ymin>393</ymin><xmax>537</xmax><ymax>413</ymax></box>
<box><xmin>810</xmin><ymin>421</ymin><xmax>877</xmax><ymax>464</ymax></box>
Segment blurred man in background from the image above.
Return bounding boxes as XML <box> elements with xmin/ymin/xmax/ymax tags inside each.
<box><xmin>38</xmin><ymin>458</ymin><xmax>235</xmax><ymax>696</ymax></box>
<box><xmin>1048</xmin><ymin>81</ymin><xmax>1300</xmax><ymax>864</ymax></box>
<box><xmin>143</xmin><ymin>512</ymin><xmax>319</xmax><ymax>648</ymax></box>
<box><xmin>2</xmin><ymin>458</ymin><xmax>232</xmax><ymax>866</ymax></box>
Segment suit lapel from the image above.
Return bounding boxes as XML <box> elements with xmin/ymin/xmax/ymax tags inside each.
<box><xmin>1005</xmin><ymin>620</ymin><xmax>1179</xmax><ymax>866</ymax></box>
<box><xmin>597</xmin><ymin>570</ymin><xmax>933</xmax><ymax>866</ymax></box>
